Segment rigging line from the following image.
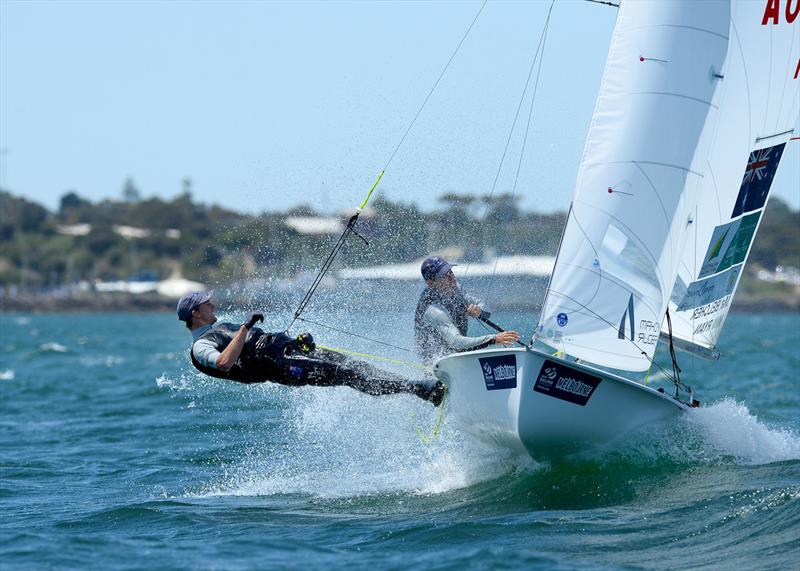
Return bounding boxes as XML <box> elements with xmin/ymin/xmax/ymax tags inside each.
<box><xmin>481</xmin><ymin>3</ymin><xmax>552</xmax><ymax>218</ymax></box>
<box><xmin>511</xmin><ymin>3</ymin><xmax>553</xmax><ymax>200</ymax></box>
<box><xmin>535</xmin><ymin>202</ymin><xmax>573</xmax><ymax>337</ymax></box>
<box><xmin>483</xmin><ymin>0</ymin><xmax>554</xmax><ymax>306</ymax></box>
<box><xmin>286</xmin><ymin>212</ymin><xmax>359</xmax><ymax>330</ymax></box>
<box><xmin>537</xmin><ymin>205</ymin><xmax>604</xmax><ymax>328</ymax></box>
<box><xmin>294</xmin><ymin>316</ymin><xmax>416</xmax><ymax>354</ymax></box>
<box><xmin>287</xmin><ymin>1</ymin><xmax>487</xmax><ymax>332</ymax></box>
<box><xmin>566</xmin><ymin>199</ymin><xmax>665</xmax><ymax>314</ymax></box>
<box><xmin>381</xmin><ymin>0</ymin><xmax>488</xmax><ymax>172</ymax></box>
<box><xmin>665</xmin><ymin>309</ymin><xmax>690</xmax><ymax>397</ymax></box>
<box><xmin>534</xmin><ymin>288</ymin><xmax>685</xmax><ymax>389</ymax></box>
<box><xmin>317</xmin><ymin>344</ymin><xmax>428</xmax><ymax>370</ymax></box>
<box><xmin>531</xmin><ymin>278</ymin><xmax>691</xmax><ymax>393</ymax></box>
<box><xmin>463</xmin><ymin>0</ymin><xmax>554</xmax><ymax>281</ymax></box>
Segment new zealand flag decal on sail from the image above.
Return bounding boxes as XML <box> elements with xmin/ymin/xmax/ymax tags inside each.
<box><xmin>731</xmin><ymin>143</ymin><xmax>785</xmax><ymax>218</ymax></box>
<box><xmin>534</xmin><ymin>360</ymin><xmax>601</xmax><ymax>406</ymax></box>
<box><xmin>479</xmin><ymin>355</ymin><xmax>517</xmax><ymax>391</ymax></box>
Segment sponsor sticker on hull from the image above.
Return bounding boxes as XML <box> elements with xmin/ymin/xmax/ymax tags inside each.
<box><xmin>533</xmin><ymin>359</ymin><xmax>601</xmax><ymax>406</ymax></box>
<box><xmin>479</xmin><ymin>354</ymin><xmax>517</xmax><ymax>391</ymax></box>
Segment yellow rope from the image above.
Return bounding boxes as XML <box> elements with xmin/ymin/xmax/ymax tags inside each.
<box><xmin>317</xmin><ymin>342</ymin><xmax>446</xmax><ymax>443</ymax></box>
<box><xmin>359</xmin><ymin>170</ymin><xmax>384</xmax><ymax>210</ymax></box>
<box><xmin>316</xmin><ymin>344</ymin><xmax>428</xmax><ymax>370</ymax></box>
<box><xmin>412</xmin><ymin>383</ymin><xmax>447</xmax><ymax>443</ymax></box>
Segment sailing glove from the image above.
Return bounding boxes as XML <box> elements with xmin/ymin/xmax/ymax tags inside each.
<box><xmin>243</xmin><ymin>311</ymin><xmax>264</xmax><ymax>330</ymax></box>
<box><xmin>296</xmin><ymin>332</ymin><xmax>315</xmax><ymax>354</ymax></box>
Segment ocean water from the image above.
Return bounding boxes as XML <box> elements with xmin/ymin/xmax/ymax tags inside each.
<box><xmin>1</xmin><ymin>310</ymin><xmax>798</xmax><ymax>570</ymax></box>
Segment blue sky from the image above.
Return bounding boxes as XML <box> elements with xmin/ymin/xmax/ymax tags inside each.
<box><xmin>1</xmin><ymin>0</ymin><xmax>798</xmax><ymax>215</ymax></box>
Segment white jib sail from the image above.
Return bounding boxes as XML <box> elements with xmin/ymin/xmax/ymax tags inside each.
<box><xmin>535</xmin><ymin>1</ymin><xmax>730</xmax><ymax>373</ymax></box>
<box><xmin>665</xmin><ymin>1</ymin><xmax>800</xmax><ymax>356</ymax></box>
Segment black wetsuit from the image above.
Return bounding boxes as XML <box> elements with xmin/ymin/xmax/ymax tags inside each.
<box><xmin>190</xmin><ymin>324</ymin><xmax>443</xmax><ymax>405</ymax></box>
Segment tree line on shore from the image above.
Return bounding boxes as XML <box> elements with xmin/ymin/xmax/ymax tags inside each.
<box><xmin>0</xmin><ymin>182</ymin><xmax>798</xmax><ymax>292</ymax></box>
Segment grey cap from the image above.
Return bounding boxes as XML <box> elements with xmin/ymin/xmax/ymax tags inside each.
<box><xmin>421</xmin><ymin>256</ymin><xmax>456</xmax><ymax>281</ymax></box>
<box><xmin>176</xmin><ymin>290</ymin><xmax>213</xmax><ymax>322</ymax></box>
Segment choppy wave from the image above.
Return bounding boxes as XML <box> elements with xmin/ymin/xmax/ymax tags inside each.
<box><xmin>192</xmin><ymin>391</ymin><xmax>799</xmax><ymax>502</ymax></box>
<box><xmin>38</xmin><ymin>342</ymin><xmax>67</xmax><ymax>353</ymax></box>
<box><xmin>3</xmin><ymin>312</ymin><xmax>798</xmax><ymax>571</ymax></box>
<box><xmin>194</xmin><ymin>387</ymin><xmax>536</xmax><ymax>500</ymax></box>
<box><xmin>684</xmin><ymin>398</ymin><xmax>800</xmax><ymax>464</ymax></box>
<box><xmin>571</xmin><ymin>397</ymin><xmax>800</xmax><ymax>468</ymax></box>
<box><xmin>0</xmin><ymin>369</ymin><xmax>15</xmax><ymax>381</ymax></box>
<box><xmin>156</xmin><ymin>371</ymin><xmax>206</xmax><ymax>392</ymax></box>
<box><xmin>79</xmin><ymin>355</ymin><xmax>125</xmax><ymax>367</ymax></box>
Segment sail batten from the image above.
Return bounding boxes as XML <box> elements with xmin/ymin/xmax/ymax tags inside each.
<box><xmin>755</xmin><ymin>128</ymin><xmax>795</xmax><ymax>142</ymax></box>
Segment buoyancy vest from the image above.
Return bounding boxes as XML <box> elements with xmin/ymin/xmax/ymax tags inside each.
<box><xmin>414</xmin><ymin>286</ymin><xmax>470</xmax><ymax>361</ymax></box>
<box><xmin>189</xmin><ymin>323</ymin><xmax>297</xmax><ymax>383</ymax></box>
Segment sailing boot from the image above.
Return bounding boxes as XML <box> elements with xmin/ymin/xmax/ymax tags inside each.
<box><xmin>412</xmin><ymin>380</ymin><xmax>447</xmax><ymax>407</ymax></box>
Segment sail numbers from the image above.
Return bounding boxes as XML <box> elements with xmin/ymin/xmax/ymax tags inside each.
<box><xmin>761</xmin><ymin>0</ymin><xmax>799</xmax><ymax>25</ymax></box>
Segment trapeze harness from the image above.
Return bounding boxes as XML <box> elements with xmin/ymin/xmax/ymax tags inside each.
<box><xmin>414</xmin><ymin>288</ymin><xmax>493</xmax><ymax>362</ymax></box>
<box><xmin>190</xmin><ymin>323</ymin><xmax>442</xmax><ymax>403</ymax></box>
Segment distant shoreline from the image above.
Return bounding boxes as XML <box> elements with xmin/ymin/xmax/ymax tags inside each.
<box><xmin>1</xmin><ymin>291</ymin><xmax>797</xmax><ymax>314</ymax></box>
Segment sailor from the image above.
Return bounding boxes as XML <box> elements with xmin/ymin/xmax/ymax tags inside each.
<box><xmin>178</xmin><ymin>290</ymin><xmax>445</xmax><ymax>405</ymax></box>
<box><xmin>414</xmin><ymin>256</ymin><xmax>520</xmax><ymax>362</ymax></box>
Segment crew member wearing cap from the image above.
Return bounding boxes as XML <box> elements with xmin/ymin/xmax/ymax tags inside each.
<box><xmin>177</xmin><ymin>290</ymin><xmax>445</xmax><ymax>405</ymax></box>
<box><xmin>414</xmin><ymin>256</ymin><xmax>520</xmax><ymax>362</ymax></box>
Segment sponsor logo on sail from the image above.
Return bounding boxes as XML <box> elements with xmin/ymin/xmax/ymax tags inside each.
<box><xmin>708</xmin><ymin>228</ymin><xmax>729</xmax><ymax>260</ymax></box>
<box><xmin>557</xmin><ymin>313</ymin><xmax>568</xmax><ymax>327</ymax></box>
<box><xmin>637</xmin><ymin>319</ymin><xmax>659</xmax><ymax>345</ymax></box>
<box><xmin>618</xmin><ymin>294</ymin><xmax>635</xmax><ymax>341</ymax></box>
<box><xmin>690</xmin><ymin>295</ymin><xmax>731</xmax><ymax>320</ymax></box>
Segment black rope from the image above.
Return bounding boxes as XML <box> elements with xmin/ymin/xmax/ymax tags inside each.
<box><xmin>535</xmin><ymin>290</ymin><xmax>689</xmax><ymax>393</ymax></box>
<box><xmin>287</xmin><ymin>213</ymin><xmax>360</xmax><ymax>330</ymax></box>
<box><xmin>665</xmin><ymin>309</ymin><xmax>691</xmax><ymax>398</ymax></box>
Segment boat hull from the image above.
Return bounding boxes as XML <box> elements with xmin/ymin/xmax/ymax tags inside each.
<box><xmin>433</xmin><ymin>347</ymin><xmax>687</xmax><ymax>458</ymax></box>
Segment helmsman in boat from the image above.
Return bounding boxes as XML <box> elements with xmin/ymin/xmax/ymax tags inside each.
<box><xmin>414</xmin><ymin>256</ymin><xmax>520</xmax><ymax>363</ymax></box>
<box><xmin>178</xmin><ymin>290</ymin><xmax>445</xmax><ymax>405</ymax></box>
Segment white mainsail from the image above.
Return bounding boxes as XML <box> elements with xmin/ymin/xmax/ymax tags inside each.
<box><xmin>665</xmin><ymin>1</ymin><xmax>800</xmax><ymax>357</ymax></box>
<box><xmin>534</xmin><ymin>1</ymin><xmax>730</xmax><ymax>372</ymax></box>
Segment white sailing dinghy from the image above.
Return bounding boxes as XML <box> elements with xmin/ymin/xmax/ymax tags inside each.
<box><xmin>434</xmin><ymin>0</ymin><xmax>799</xmax><ymax>458</ymax></box>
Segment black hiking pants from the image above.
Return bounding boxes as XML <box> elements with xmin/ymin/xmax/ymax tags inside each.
<box><xmin>245</xmin><ymin>332</ymin><xmax>441</xmax><ymax>403</ymax></box>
